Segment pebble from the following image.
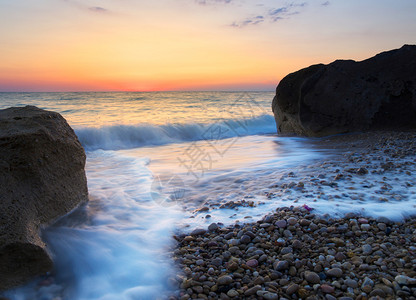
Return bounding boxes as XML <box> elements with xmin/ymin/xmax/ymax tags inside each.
<box><xmin>190</xmin><ymin>228</ymin><xmax>206</xmax><ymax>236</ymax></box>
<box><xmin>227</xmin><ymin>289</ymin><xmax>239</xmax><ymax>297</ymax></box>
<box><xmin>361</xmin><ymin>276</ymin><xmax>374</xmax><ymax>293</ymax></box>
<box><xmin>274</xmin><ymin>260</ymin><xmax>289</xmax><ymax>271</ymax></box>
<box><xmin>217</xmin><ymin>275</ymin><xmax>233</xmax><ymax>285</ymax></box>
<box><xmin>211</xmin><ymin>257</ymin><xmax>222</xmax><ymax>266</ymax></box>
<box><xmin>286</xmin><ymin>283</ymin><xmax>299</xmax><ymax>295</ymax></box>
<box><xmin>321</xmin><ymin>284</ymin><xmax>335</xmax><ymax>294</ymax></box>
<box><xmin>345</xmin><ymin>278</ymin><xmax>358</xmax><ymax>288</ymax></box>
<box><xmin>287</xmin><ymin>217</ymin><xmax>297</xmax><ymax>225</ymax></box>
<box><xmin>362</xmin><ymin>243</ymin><xmax>373</xmax><ymax>254</ymax></box>
<box><xmin>208</xmin><ymin>223</ymin><xmax>219</xmax><ymax>231</ymax></box>
<box><xmin>244</xmin><ymin>285</ymin><xmax>261</xmax><ymax>296</ymax></box>
<box><xmin>239</xmin><ymin>234</ymin><xmax>251</xmax><ymax>244</ymax></box>
<box><xmin>257</xmin><ymin>291</ymin><xmax>279</xmax><ymax>300</ymax></box>
<box><xmin>395</xmin><ymin>275</ymin><xmax>416</xmax><ymax>285</ymax></box>
<box><xmin>275</xmin><ymin>220</ymin><xmax>287</xmax><ymax>228</ymax></box>
<box><xmin>305</xmin><ymin>271</ymin><xmax>321</xmax><ymax>284</ymax></box>
<box><xmin>246</xmin><ymin>259</ymin><xmax>258</xmax><ymax>268</ymax></box>
<box><xmin>326</xmin><ymin>268</ymin><xmax>343</xmax><ymax>278</ymax></box>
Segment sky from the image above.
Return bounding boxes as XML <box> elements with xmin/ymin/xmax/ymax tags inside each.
<box><xmin>0</xmin><ymin>0</ymin><xmax>415</xmax><ymax>92</ymax></box>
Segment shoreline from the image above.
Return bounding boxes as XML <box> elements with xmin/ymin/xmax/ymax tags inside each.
<box><xmin>170</xmin><ymin>130</ymin><xmax>416</xmax><ymax>300</ymax></box>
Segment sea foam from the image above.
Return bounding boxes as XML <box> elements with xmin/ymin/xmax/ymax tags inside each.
<box><xmin>75</xmin><ymin>114</ymin><xmax>276</xmax><ymax>151</ymax></box>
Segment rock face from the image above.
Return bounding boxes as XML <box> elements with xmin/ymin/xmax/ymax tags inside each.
<box><xmin>0</xmin><ymin>106</ymin><xmax>88</xmax><ymax>290</ymax></box>
<box><xmin>272</xmin><ymin>45</ymin><xmax>416</xmax><ymax>136</ymax></box>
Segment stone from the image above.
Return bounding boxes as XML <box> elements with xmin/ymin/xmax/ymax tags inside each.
<box><xmin>275</xmin><ymin>220</ymin><xmax>287</xmax><ymax>228</ymax></box>
<box><xmin>227</xmin><ymin>261</ymin><xmax>238</xmax><ymax>271</ymax></box>
<box><xmin>208</xmin><ymin>223</ymin><xmax>219</xmax><ymax>231</ymax></box>
<box><xmin>274</xmin><ymin>260</ymin><xmax>289</xmax><ymax>271</ymax></box>
<box><xmin>287</xmin><ymin>217</ymin><xmax>297</xmax><ymax>225</ymax></box>
<box><xmin>395</xmin><ymin>275</ymin><xmax>416</xmax><ymax>285</ymax></box>
<box><xmin>321</xmin><ymin>284</ymin><xmax>335</xmax><ymax>294</ymax></box>
<box><xmin>244</xmin><ymin>285</ymin><xmax>261</xmax><ymax>296</ymax></box>
<box><xmin>300</xmin><ymin>219</ymin><xmax>311</xmax><ymax>226</ymax></box>
<box><xmin>240</xmin><ymin>235</ymin><xmax>251</xmax><ymax>244</ymax></box>
<box><xmin>0</xmin><ymin>106</ymin><xmax>88</xmax><ymax>291</ymax></box>
<box><xmin>286</xmin><ymin>283</ymin><xmax>300</xmax><ymax>295</ymax></box>
<box><xmin>211</xmin><ymin>258</ymin><xmax>223</xmax><ymax>267</ymax></box>
<box><xmin>345</xmin><ymin>278</ymin><xmax>358</xmax><ymax>288</ymax></box>
<box><xmin>191</xmin><ymin>228</ymin><xmax>207</xmax><ymax>236</ymax></box>
<box><xmin>280</xmin><ymin>247</ymin><xmax>293</xmax><ymax>255</ymax></box>
<box><xmin>369</xmin><ymin>288</ymin><xmax>386</xmax><ymax>297</ymax></box>
<box><xmin>357</xmin><ymin>218</ymin><xmax>369</xmax><ymax>224</ymax></box>
<box><xmin>227</xmin><ymin>289</ymin><xmax>239</xmax><ymax>297</ymax></box>
<box><xmin>335</xmin><ymin>252</ymin><xmax>346</xmax><ymax>261</ymax></box>
<box><xmin>361</xmin><ymin>277</ymin><xmax>374</xmax><ymax>293</ymax></box>
<box><xmin>305</xmin><ymin>271</ymin><xmax>321</xmax><ymax>284</ymax></box>
<box><xmin>362</xmin><ymin>244</ymin><xmax>373</xmax><ymax>255</ymax></box>
<box><xmin>272</xmin><ymin>45</ymin><xmax>416</xmax><ymax>137</ymax></box>
<box><xmin>326</xmin><ymin>268</ymin><xmax>343</xmax><ymax>278</ymax></box>
<box><xmin>257</xmin><ymin>291</ymin><xmax>281</xmax><ymax>300</ymax></box>
<box><xmin>217</xmin><ymin>275</ymin><xmax>233</xmax><ymax>285</ymax></box>
<box><xmin>246</xmin><ymin>259</ymin><xmax>258</xmax><ymax>268</ymax></box>
<box><xmin>292</xmin><ymin>239</ymin><xmax>302</xmax><ymax>249</ymax></box>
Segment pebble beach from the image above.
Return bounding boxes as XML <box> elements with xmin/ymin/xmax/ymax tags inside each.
<box><xmin>170</xmin><ymin>131</ymin><xmax>416</xmax><ymax>300</ymax></box>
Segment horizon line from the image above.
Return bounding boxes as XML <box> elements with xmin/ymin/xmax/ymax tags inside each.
<box><xmin>0</xmin><ymin>89</ymin><xmax>276</xmax><ymax>93</ymax></box>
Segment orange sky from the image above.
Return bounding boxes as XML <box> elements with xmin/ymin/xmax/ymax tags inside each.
<box><xmin>1</xmin><ymin>0</ymin><xmax>415</xmax><ymax>92</ymax></box>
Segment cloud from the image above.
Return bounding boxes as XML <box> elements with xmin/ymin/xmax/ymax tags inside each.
<box><xmin>195</xmin><ymin>0</ymin><xmax>232</xmax><ymax>5</ymax></box>
<box><xmin>321</xmin><ymin>1</ymin><xmax>330</xmax><ymax>6</ymax></box>
<box><xmin>88</xmin><ymin>6</ymin><xmax>108</xmax><ymax>13</ymax></box>
<box><xmin>62</xmin><ymin>0</ymin><xmax>109</xmax><ymax>13</ymax></box>
<box><xmin>230</xmin><ymin>15</ymin><xmax>264</xmax><ymax>28</ymax></box>
<box><xmin>268</xmin><ymin>2</ymin><xmax>307</xmax><ymax>22</ymax></box>
<box><xmin>230</xmin><ymin>2</ymin><xmax>307</xmax><ymax>28</ymax></box>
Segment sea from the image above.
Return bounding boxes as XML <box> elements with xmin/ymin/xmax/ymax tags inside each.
<box><xmin>0</xmin><ymin>91</ymin><xmax>414</xmax><ymax>300</ymax></box>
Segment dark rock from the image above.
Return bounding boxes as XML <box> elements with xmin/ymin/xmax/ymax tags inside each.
<box><xmin>0</xmin><ymin>106</ymin><xmax>88</xmax><ymax>290</ymax></box>
<box><xmin>272</xmin><ymin>45</ymin><xmax>416</xmax><ymax>136</ymax></box>
<box><xmin>191</xmin><ymin>228</ymin><xmax>206</xmax><ymax>236</ymax></box>
<box><xmin>305</xmin><ymin>271</ymin><xmax>321</xmax><ymax>284</ymax></box>
<box><xmin>274</xmin><ymin>260</ymin><xmax>289</xmax><ymax>271</ymax></box>
<box><xmin>208</xmin><ymin>223</ymin><xmax>219</xmax><ymax>231</ymax></box>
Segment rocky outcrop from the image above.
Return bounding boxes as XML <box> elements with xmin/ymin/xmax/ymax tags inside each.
<box><xmin>272</xmin><ymin>45</ymin><xmax>416</xmax><ymax>136</ymax></box>
<box><xmin>0</xmin><ymin>106</ymin><xmax>88</xmax><ymax>290</ymax></box>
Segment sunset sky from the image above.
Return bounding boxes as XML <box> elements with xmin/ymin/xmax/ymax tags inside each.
<box><xmin>0</xmin><ymin>0</ymin><xmax>415</xmax><ymax>92</ymax></box>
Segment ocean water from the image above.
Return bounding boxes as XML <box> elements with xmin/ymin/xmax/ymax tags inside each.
<box><xmin>0</xmin><ymin>91</ymin><xmax>415</xmax><ymax>299</ymax></box>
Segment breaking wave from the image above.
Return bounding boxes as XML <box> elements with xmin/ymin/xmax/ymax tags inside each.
<box><xmin>75</xmin><ymin>114</ymin><xmax>276</xmax><ymax>151</ymax></box>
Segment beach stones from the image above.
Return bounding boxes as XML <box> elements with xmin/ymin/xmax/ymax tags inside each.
<box><xmin>172</xmin><ymin>155</ymin><xmax>416</xmax><ymax>300</ymax></box>
<box><xmin>208</xmin><ymin>223</ymin><xmax>219</xmax><ymax>231</ymax></box>
<box><xmin>326</xmin><ymin>268</ymin><xmax>343</xmax><ymax>278</ymax></box>
<box><xmin>246</xmin><ymin>259</ymin><xmax>258</xmax><ymax>268</ymax></box>
<box><xmin>305</xmin><ymin>271</ymin><xmax>321</xmax><ymax>284</ymax></box>
<box><xmin>274</xmin><ymin>260</ymin><xmax>289</xmax><ymax>271</ymax></box>
<box><xmin>217</xmin><ymin>275</ymin><xmax>233</xmax><ymax>285</ymax></box>
<box><xmin>362</xmin><ymin>244</ymin><xmax>373</xmax><ymax>254</ymax></box>
<box><xmin>190</xmin><ymin>228</ymin><xmax>206</xmax><ymax>236</ymax></box>
<box><xmin>275</xmin><ymin>220</ymin><xmax>287</xmax><ymax>228</ymax></box>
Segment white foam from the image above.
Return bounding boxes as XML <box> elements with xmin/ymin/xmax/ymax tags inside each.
<box><xmin>75</xmin><ymin>114</ymin><xmax>276</xmax><ymax>151</ymax></box>
<box><xmin>5</xmin><ymin>151</ymin><xmax>182</xmax><ymax>300</ymax></box>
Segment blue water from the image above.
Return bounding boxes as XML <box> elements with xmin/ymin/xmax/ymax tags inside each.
<box><xmin>0</xmin><ymin>91</ymin><xmax>326</xmax><ymax>299</ymax></box>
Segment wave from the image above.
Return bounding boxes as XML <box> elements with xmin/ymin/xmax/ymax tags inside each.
<box><xmin>75</xmin><ymin>114</ymin><xmax>277</xmax><ymax>151</ymax></box>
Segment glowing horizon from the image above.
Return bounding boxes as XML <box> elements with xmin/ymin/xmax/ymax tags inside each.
<box><xmin>1</xmin><ymin>0</ymin><xmax>415</xmax><ymax>92</ymax></box>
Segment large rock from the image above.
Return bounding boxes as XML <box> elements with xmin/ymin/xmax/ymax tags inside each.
<box><xmin>0</xmin><ymin>106</ymin><xmax>88</xmax><ymax>290</ymax></box>
<box><xmin>272</xmin><ymin>45</ymin><xmax>416</xmax><ymax>136</ymax></box>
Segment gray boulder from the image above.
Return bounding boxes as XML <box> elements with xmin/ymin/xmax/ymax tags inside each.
<box><xmin>272</xmin><ymin>45</ymin><xmax>416</xmax><ymax>136</ymax></box>
<box><xmin>0</xmin><ymin>106</ymin><xmax>88</xmax><ymax>290</ymax></box>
